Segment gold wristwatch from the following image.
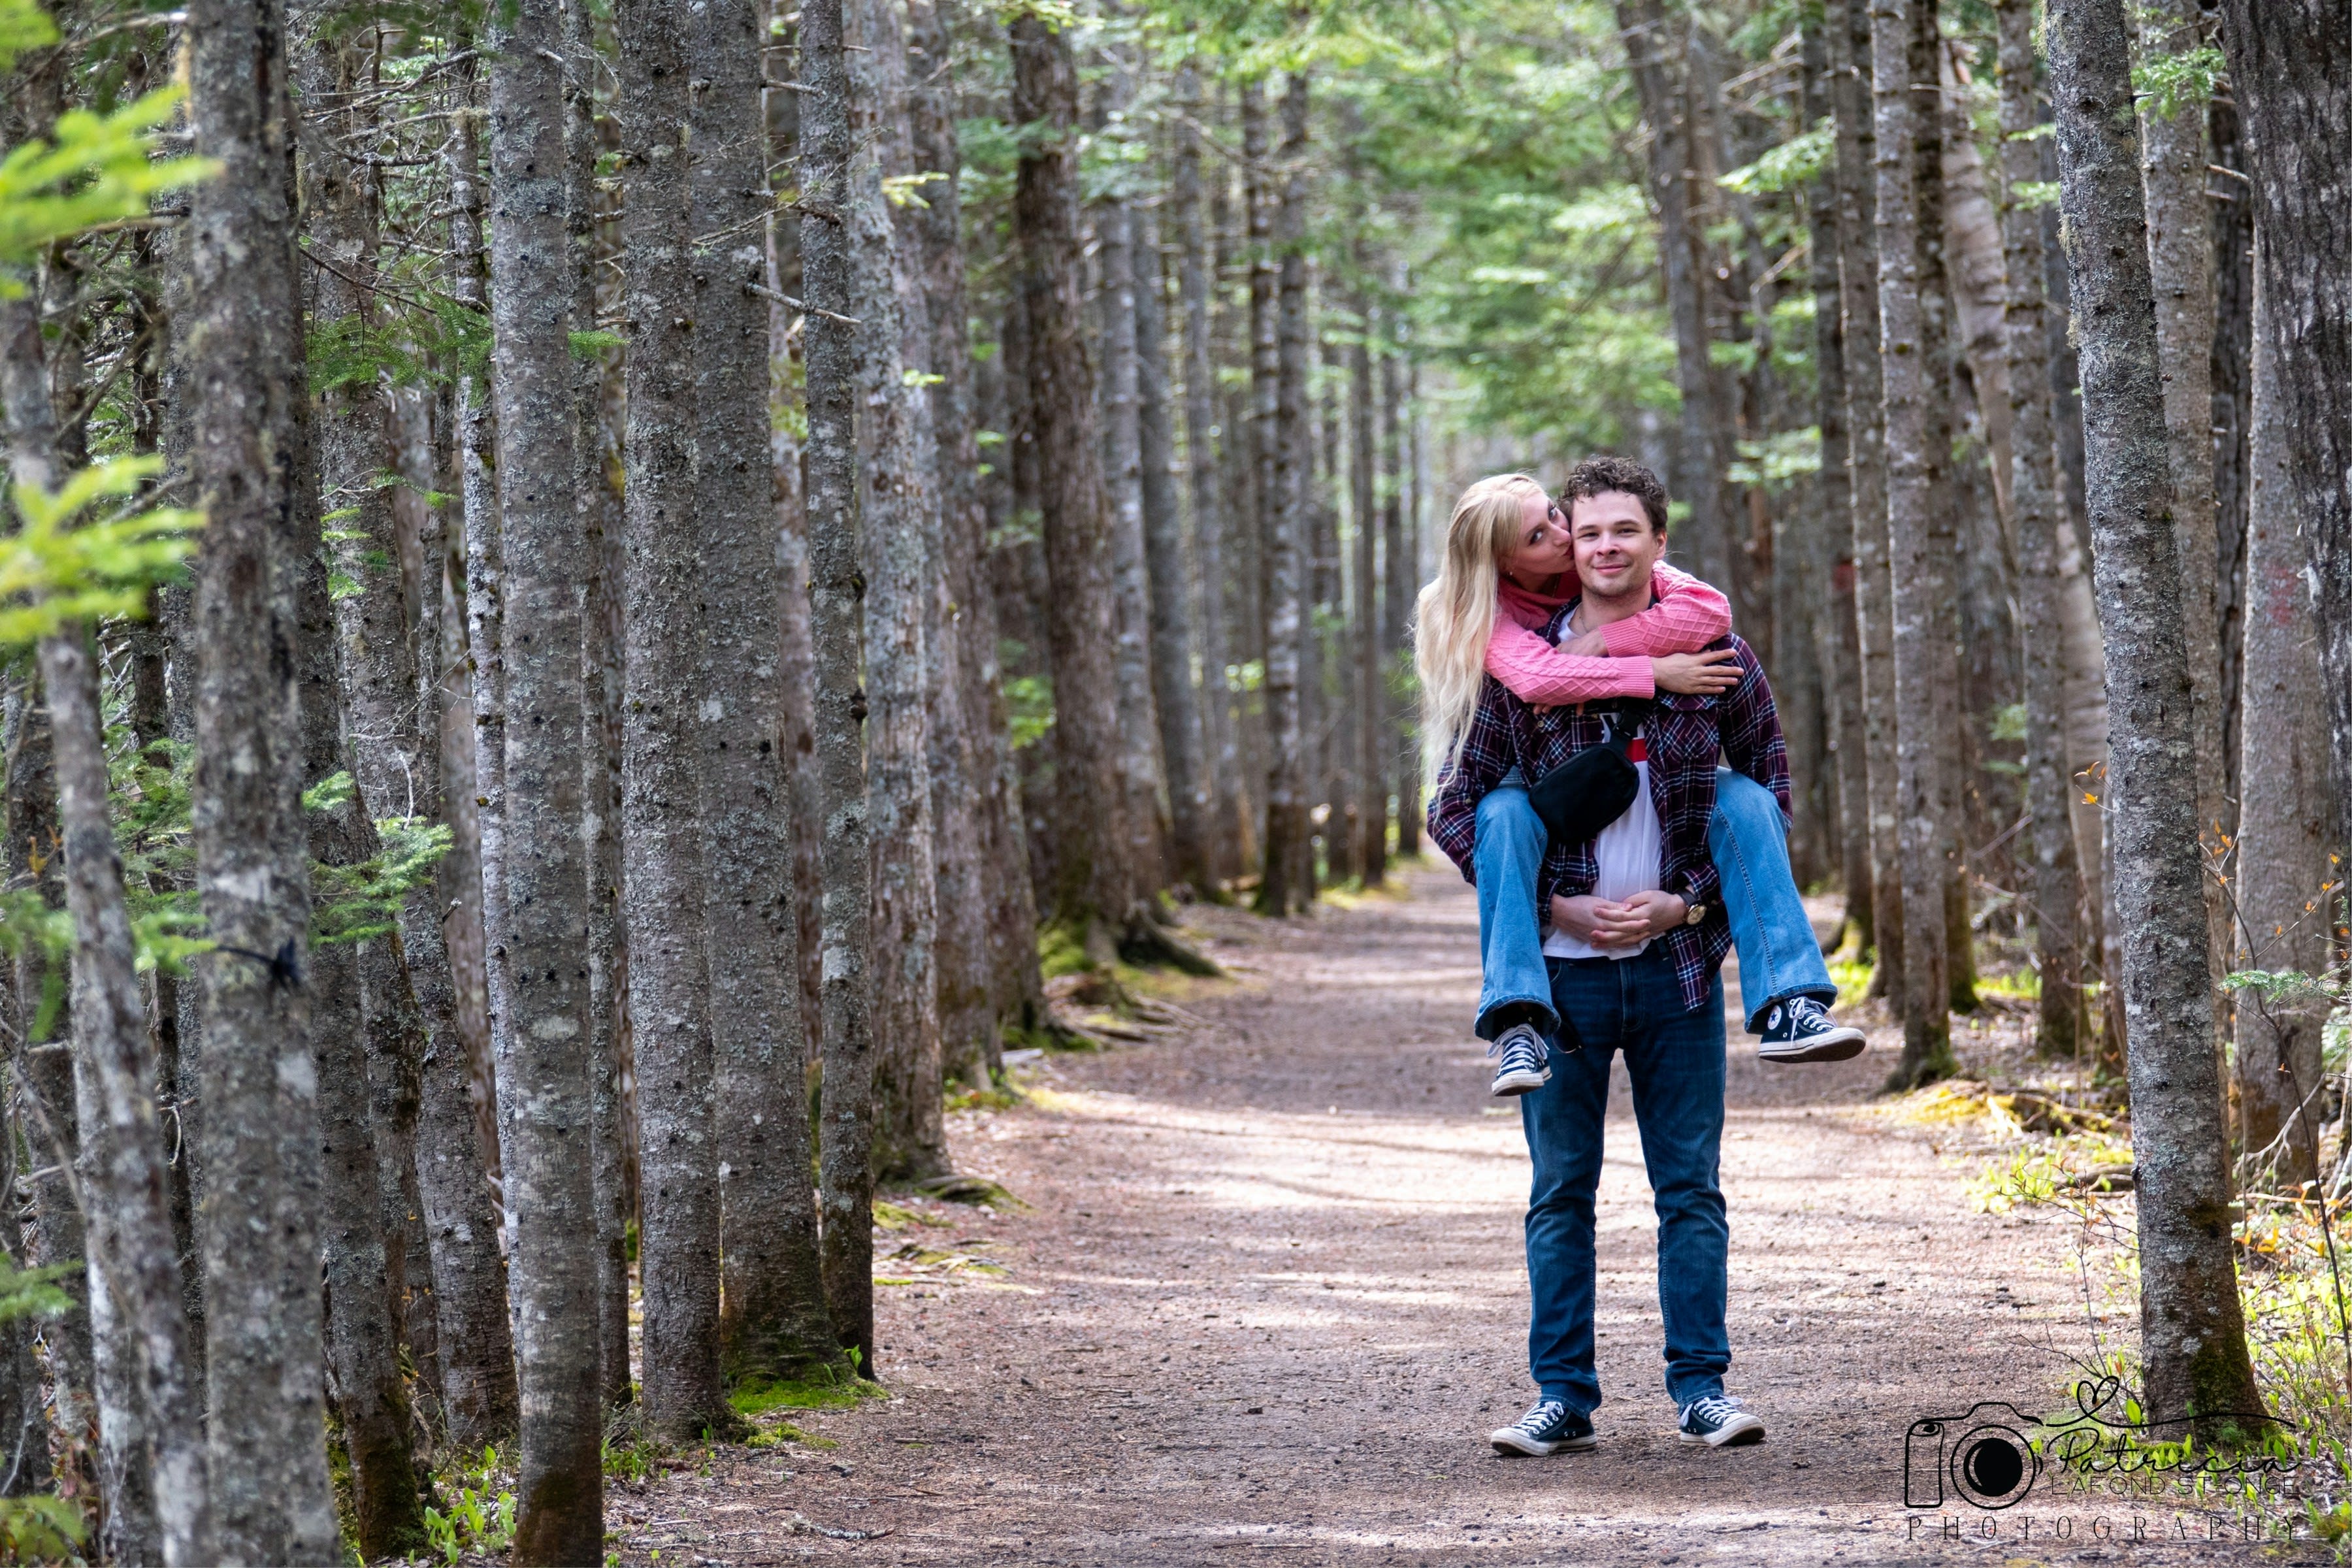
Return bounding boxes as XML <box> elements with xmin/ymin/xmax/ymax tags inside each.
<box><xmin>1683</xmin><ymin>900</ymin><xmax>1708</xmax><ymax>926</ymax></box>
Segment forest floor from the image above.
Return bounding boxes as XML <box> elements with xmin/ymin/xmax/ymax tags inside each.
<box><xmin>596</xmin><ymin>862</ymin><xmax>2319</xmax><ymax>1567</ymax></box>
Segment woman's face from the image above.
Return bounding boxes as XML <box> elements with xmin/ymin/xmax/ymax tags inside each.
<box><xmin>1497</xmin><ymin>489</ymin><xmax>1574</xmax><ymax>587</ymax></box>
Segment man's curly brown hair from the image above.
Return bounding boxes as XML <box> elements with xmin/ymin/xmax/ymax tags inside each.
<box><xmin>1561</xmin><ymin>455</ymin><xmax>1671</xmax><ymax>535</ymax></box>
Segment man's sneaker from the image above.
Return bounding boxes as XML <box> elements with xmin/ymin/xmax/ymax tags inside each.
<box><xmin>1488</xmin><ymin>1023</ymin><xmax>1551</xmax><ymax>1097</ymax></box>
<box><xmin>1677</xmin><ymin>1392</ymin><xmax>1767</xmax><ymax>1448</ymax></box>
<box><xmin>1490</xmin><ymin>1398</ymin><xmax>1597</xmax><ymax>1456</ymax></box>
<box><xmin>1756</xmin><ymin>996</ymin><xmax>1866</xmax><ymax>1064</ymax></box>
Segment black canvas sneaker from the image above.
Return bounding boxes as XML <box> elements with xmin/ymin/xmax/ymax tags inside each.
<box><xmin>1677</xmin><ymin>1392</ymin><xmax>1767</xmax><ymax>1447</ymax></box>
<box><xmin>1487</xmin><ymin>1022</ymin><xmax>1552</xmax><ymax>1097</ymax></box>
<box><xmin>1490</xmin><ymin>1398</ymin><xmax>1597</xmax><ymax>1456</ymax></box>
<box><xmin>1756</xmin><ymin>996</ymin><xmax>1867</xmax><ymax>1064</ymax></box>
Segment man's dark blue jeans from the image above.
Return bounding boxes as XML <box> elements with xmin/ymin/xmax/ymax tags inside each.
<box><xmin>1519</xmin><ymin>945</ymin><xmax>1729</xmax><ymax>1418</ymax></box>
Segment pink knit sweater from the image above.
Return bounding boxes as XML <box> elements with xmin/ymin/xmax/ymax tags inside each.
<box><xmin>1484</xmin><ymin>563</ymin><xmax>1732</xmax><ymax>705</ymax></box>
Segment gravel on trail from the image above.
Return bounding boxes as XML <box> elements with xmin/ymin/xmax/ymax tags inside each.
<box><xmin>600</xmin><ymin>864</ymin><xmax>2314</xmax><ymax>1567</ymax></box>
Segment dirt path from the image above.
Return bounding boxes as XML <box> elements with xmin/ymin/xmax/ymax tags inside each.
<box><xmin>605</xmin><ymin>867</ymin><xmax>2307</xmax><ymax>1566</ymax></box>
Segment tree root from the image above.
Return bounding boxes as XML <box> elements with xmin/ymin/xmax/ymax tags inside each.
<box><xmin>1117</xmin><ymin>907</ymin><xmax>1221</xmax><ymax>976</ymax></box>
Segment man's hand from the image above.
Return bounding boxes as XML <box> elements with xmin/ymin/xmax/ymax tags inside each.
<box><xmin>1552</xmin><ymin>894</ymin><xmax>1654</xmax><ymax>949</ymax></box>
<box><xmin>1617</xmin><ymin>889</ymin><xmax>1690</xmax><ymax>937</ymax></box>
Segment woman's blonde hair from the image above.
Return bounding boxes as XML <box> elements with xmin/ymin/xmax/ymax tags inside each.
<box><xmin>1413</xmin><ymin>473</ymin><xmax>1546</xmax><ymax>781</ymax></box>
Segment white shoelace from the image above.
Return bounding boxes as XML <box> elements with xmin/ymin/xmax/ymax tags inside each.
<box><xmin>1685</xmin><ymin>1394</ymin><xmax>1746</xmax><ymax>1425</ymax></box>
<box><xmin>1512</xmin><ymin>1399</ymin><xmax>1566</xmax><ymax>1433</ymax></box>
<box><xmin>1486</xmin><ymin>1024</ymin><xmax>1545</xmax><ymax>1062</ymax></box>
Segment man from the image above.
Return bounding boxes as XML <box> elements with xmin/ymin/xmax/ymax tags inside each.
<box><xmin>1429</xmin><ymin>455</ymin><xmax>1779</xmax><ymax>1456</ymax></box>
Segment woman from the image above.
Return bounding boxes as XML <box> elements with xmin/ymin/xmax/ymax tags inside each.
<box><xmin>1416</xmin><ymin>473</ymin><xmax>1863</xmax><ymax>1095</ymax></box>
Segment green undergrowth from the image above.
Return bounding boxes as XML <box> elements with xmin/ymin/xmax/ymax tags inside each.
<box><xmin>1038</xmin><ymin>921</ymin><xmax>1091</xmax><ymax>981</ymax></box>
<box><xmin>1823</xmin><ymin>932</ymin><xmax>1873</xmax><ymax>1007</ymax></box>
<box><xmin>744</xmin><ymin>1421</ymin><xmax>838</xmax><ymax>1452</ymax></box>
<box><xmin>0</xmin><ymin>1497</ymin><xmax>84</xmax><ymax>1565</ymax></box>
<box><xmin>422</xmin><ymin>1446</ymin><xmax>516</xmax><ymax>1565</ymax></box>
<box><xmin>1976</xmin><ymin>965</ymin><xmax>2044</xmax><ymax>1003</ymax></box>
<box><xmin>943</xmin><ymin>1079</ymin><xmax>1021</xmax><ymax>1112</ymax></box>
<box><xmin>873</xmin><ymin>1199</ymin><xmax>956</xmax><ymax>1231</ymax></box>
<box><xmin>906</xmin><ymin>1172</ymin><xmax>1024</xmax><ymax>1210</ymax></box>
<box><xmin>602</xmin><ymin>1429</ymin><xmax>661</xmax><ymax>1484</ymax></box>
<box><xmin>729</xmin><ymin>1367</ymin><xmax>887</xmax><ymax>1418</ymax></box>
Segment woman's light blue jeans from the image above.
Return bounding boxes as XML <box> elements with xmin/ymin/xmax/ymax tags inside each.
<box><xmin>1473</xmin><ymin>766</ymin><xmax>1833</xmax><ymax>1037</ymax></box>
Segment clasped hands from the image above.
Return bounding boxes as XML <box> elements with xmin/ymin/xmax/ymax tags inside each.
<box><xmin>1549</xmin><ymin>889</ymin><xmax>1688</xmax><ymax>949</ymax></box>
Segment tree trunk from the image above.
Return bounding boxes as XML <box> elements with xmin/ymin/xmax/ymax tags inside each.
<box><xmin>1092</xmin><ymin>73</ymin><xmax>1168</xmax><ymax>896</ymax></box>
<box><xmin>296</xmin><ymin>30</ymin><xmax>440</xmax><ymax>1407</ymax></box>
<box><xmin>764</xmin><ymin>5</ymin><xmax>828</xmax><ymax>1070</ymax></box>
<box><xmin>2134</xmin><ymin>0</ymin><xmax>2228</xmax><ymax>1033</ymax></box>
<box><xmin>1995</xmin><ymin>0</ymin><xmax>2089</xmax><ymax>1060</ymax></box>
<box><xmin>1010</xmin><ymin>14</ymin><xmax>1132</xmax><ymax>949</ymax></box>
<box><xmin>184</xmin><ymin>0</ymin><xmax>341</xmax><ymax>1543</ymax></box>
<box><xmin>41</xmin><ymin>622</ymin><xmax>216</xmax><ymax>1568</ymax></box>
<box><xmin>1833</xmin><ymin>0</ymin><xmax>1901</xmax><ymax>992</ymax></box>
<box><xmin>0</xmin><ymin>237</ymin><xmax>95</xmax><ymax>1523</ymax></box>
<box><xmin>292</xmin><ymin>33</ymin><xmax>428</xmax><ymax>1550</ymax></box>
<box><xmin>2231</xmin><ymin>248</ymin><xmax>2332</xmax><ymax>1193</ymax></box>
<box><xmin>15</xmin><ymin>216</ymin><xmax>152</xmax><ymax>1543</ymax></box>
<box><xmin>1872</xmin><ymin>0</ymin><xmax>1954</xmax><ymax>1085</ymax></box>
<box><xmin>1243</xmin><ymin>76</ymin><xmax>1278</xmax><ymax>772</ymax></box>
<box><xmin>802</xmin><ymin>0</ymin><xmax>879</xmax><ymax>1379</ymax></box>
<box><xmin>456</xmin><ymin>56</ymin><xmax>515</xmax><ymax>1218</ymax></box>
<box><xmin>1803</xmin><ymin>7</ymin><xmax>1868</xmax><ymax>945</ymax></box>
<box><xmin>1175</xmin><ymin>71</ymin><xmax>1241</xmax><ymax>887</ymax></box>
<box><xmin>1310</xmin><ymin>330</ymin><xmax>1342</xmax><ymax>890</ymax></box>
<box><xmin>2038</xmin><ymin>195</ymin><xmax>2117</xmax><ymax>1056</ymax></box>
<box><xmin>1345</xmin><ymin>279</ymin><xmax>1379</xmax><ymax>890</ymax></box>
<box><xmin>1256</xmin><ymin>71</ymin><xmax>1313</xmax><ymax>917</ymax></box>
<box><xmin>617</xmin><ymin>0</ymin><xmax>729</xmax><ymax>1439</ymax></box>
<box><xmin>566</xmin><ymin>0</ymin><xmax>632</xmax><ymax>1414</ymax></box>
<box><xmin>849</xmin><ymin>0</ymin><xmax>946</xmax><ymax>1183</ymax></box>
<box><xmin>7</xmin><ymin>210</ymin><xmax>206</xmax><ymax>1553</ymax></box>
<box><xmin>2048</xmin><ymin>0</ymin><xmax>2265</xmax><ymax>1438</ymax></box>
<box><xmin>423</xmin><ymin>41</ymin><xmax>521</xmax><ymax>1447</ymax></box>
<box><xmin>1908</xmin><ymin>0</ymin><xmax>1974</xmax><ymax>1020</ymax></box>
<box><xmin>694</xmin><ymin>0</ymin><xmax>838</xmax><ymax>1382</ymax></box>
<box><xmin>1387</xmin><ymin>348</ymin><xmax>1418</xmax><ymax>860</ymax></box>
<box><xmin>294</xmin><ymin>544</ymin><xmax>426</xmax><ymax>1562</ymax></box>
<box><xmin>2215</xmin><ymin>0</ymin><xmax>2352</xmax><ymax>1071</ymax></box>
<box><xmin>1935</xmin><ymin>42</ymin><xmax>2016</xmax><ymax>529</ymax></box>
<box><xmin>2209</xmin><ymin>93</ymin><xmax>2254</xmax><ymax>830</ymax></box>
<box><xmin>1137</xmin><ymin>200</ymin><xmax>1211</xmax><ymax>897</ymax></box>
<box><xmin>906</xmin><ymin>0</ymin><xmax>1023</xmax><ymax>1085</ymax></box>
<box><xmin>486</xmin><ymin>0</ymin><xmax>605</xmax><ymax>1544</ymax></box>
<box><xmin>1211</xmin><ymin>104</ymin><xmax>1258</xmax><ymax>872</ymax></box>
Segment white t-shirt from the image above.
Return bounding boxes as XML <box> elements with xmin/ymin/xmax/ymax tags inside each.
<box><xmin>1541</xmin><ymin>755</ymin><xmax>1664</xmax><ymax>961</ymax></box>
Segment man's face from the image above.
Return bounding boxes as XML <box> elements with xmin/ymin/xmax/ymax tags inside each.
<box><xmin>1497</xmin><ymin>488</ymin><xmax>1575</xmax><ymax>587</ymax></box>
<box><xmin>1568</xmin><ymin>490</ymin><xmax>1666</xmax><ymax>602</ymax></box>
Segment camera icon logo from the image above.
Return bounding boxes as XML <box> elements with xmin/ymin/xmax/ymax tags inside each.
<box><xmin>1904</xmin><ymin>1403</ymin><xmax>2042</xmax><ymax>1511</ymax></box>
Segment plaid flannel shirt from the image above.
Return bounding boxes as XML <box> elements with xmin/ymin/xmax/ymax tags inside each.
<box><xmin>1428</xmin><ymin>610</ymin><xmax>1790</xmax><ymax>1014</ymax></box>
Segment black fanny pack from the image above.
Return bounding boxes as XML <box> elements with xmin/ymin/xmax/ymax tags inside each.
<box><xmin>1526</xmin><ymin>704</ymin><xmax>1648</xmax><ymax>845</ymax></box>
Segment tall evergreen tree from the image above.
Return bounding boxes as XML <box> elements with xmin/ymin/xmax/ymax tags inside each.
<box><xmin>1996</xmin><ymin>0</ymin><xmax>2089</xmax><ymax>1059</ymax></box>
<box><xmin>184</xmin><ymin>0</ymin><xmax>340</xmax><ymax>1544</ymax></box>
<box><xmin>694</xmin><ymin>0</ymin><xmax>838</xmax><ymax>1381</ymax></box>
<box><xmin>1872</xmin><ymin>0</ymin><xmax>1955</xmax><ymax>1086</ymax></box>
<box><xmin>617</xmin><ymin>0</ymin><xmax>730</xmax><ymax>1441</ymax></box>
<box><xmin>2046</xmin><ymin>0</ymin><xmax>2264</xmax><ymax>1438</ymax></box>
<box><xmin>802</xmin><ymin>0</ymin><xmax>879</xmax><ymax>1378</ymax></box>
<box><xmin>484</xmin><ymin>0</ymin><xmax>604</xmax><ymax>1544</ymax></box>
<box><xmin>1011</xmin><ymin>10</ymin><xmax>1134</xmax><ymax>953</ymax></box>
<box><xmin>850</xmin><ymin>0</ymin><xmax>947</xmax><ymax>1182</ymax></box>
